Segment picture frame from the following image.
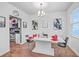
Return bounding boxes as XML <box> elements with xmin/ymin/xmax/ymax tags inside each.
<box><xmin>32</xmin><ymin>20</ymin><xmax>38</xmax><ymax>30</ymax></box>
<box><xmin>17</xmin><ymin>18</ymin><xmax>21</xmax><ymax>28</ymax></box>
<box><xmin>53</xmin><ymin>18</ymin><xmax>62</xmax><ymax>30</ymax></box>
<box><xmin>23</xmin><ymin>22</ymin><xmax>27</xmax><ymax>28</ymax></box>
<box><xmin>0</xmin><ymin>16</ymin><xmax>6</xmax><ymax>27</ymax></box>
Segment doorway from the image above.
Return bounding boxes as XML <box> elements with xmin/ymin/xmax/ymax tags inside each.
<box><xmin>9</xmin><ymin>15</ymin><xmax>22</xmax><ymax>44</ymax></box>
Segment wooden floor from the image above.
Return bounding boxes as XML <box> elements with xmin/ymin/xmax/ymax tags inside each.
<box><xmin>2</xmin><ymin>41</ymin><xmax>77</xmax><ymax>57</ymax></box>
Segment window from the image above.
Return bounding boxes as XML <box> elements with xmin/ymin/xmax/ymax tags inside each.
<box><xmin>71</xmin><ymin>8</ymin><xmax>79</xmax><ymax>37</ymax></box>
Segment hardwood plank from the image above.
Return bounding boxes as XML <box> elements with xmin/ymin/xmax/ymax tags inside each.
<box><xmin>2</xmin><ymin>41</ymin><xmax>77</xmax><ymax>57</ymax></box>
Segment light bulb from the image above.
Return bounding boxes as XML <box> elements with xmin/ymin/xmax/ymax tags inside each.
<box><xmin>41</xmin><ymin>10</ymin><xmax>44</xmax><ymax>14</ymax></box>
<box><xmin>43</xmin><ymin>11</ymin><xmax>45</xmax><ymax>15</ymax></box>
<box><xmin>38</xmin><ymin>10</ymin><xmax>40</xmax><ymax>16</ymax></box>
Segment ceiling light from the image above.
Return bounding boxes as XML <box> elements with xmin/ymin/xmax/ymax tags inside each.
<box><xmin>37</xmin><ymin>3</ymin><xmax>46</xmax><ymax>17</ymax></box>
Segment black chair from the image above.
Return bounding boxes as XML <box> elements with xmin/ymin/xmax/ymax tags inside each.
<box><xmin>57</xmin><ymin>37</ymin><xmax>69</xmax><ymax>47</ymax></box>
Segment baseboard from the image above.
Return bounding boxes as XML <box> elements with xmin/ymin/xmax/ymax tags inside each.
<box><xmin>20</xmin><ymin>42</ymin><xmax>25</xmax><ymax>45</ymax></box>
<box><xmin>68</xmin><ymin>45</ymin><xmax>79</xmax><ymax>56</ymax></box>
<box><xmin>0</xmin><ymin>49</ymin><xmax>10</xmax><ymax>56</ymax></box>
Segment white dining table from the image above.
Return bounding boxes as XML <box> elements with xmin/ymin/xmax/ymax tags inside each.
<box><xmin>32</xmin><ymin>38</ymin><xmax>54</xmax><ymax>56</ymax></box>
<box><xmin>32</xmin><ymin>37</ymin><xmax>65</xmax><ymax>56</ymax></box>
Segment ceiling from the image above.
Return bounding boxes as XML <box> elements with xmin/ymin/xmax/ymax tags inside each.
<box><xmin>9</xmin><ymin>2</ymin><xmax>73</xmax><ymax>15</ymax></box>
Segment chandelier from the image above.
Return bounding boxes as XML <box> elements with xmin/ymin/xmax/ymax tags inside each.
<box><xmin>37</xmin><ymin>3</ymin><xmax>46</xmax><ymax>17</ymax></box>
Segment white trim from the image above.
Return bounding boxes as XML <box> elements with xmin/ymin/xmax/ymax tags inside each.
<box><xmin>0</xmin><ymin>49</ymin><xmax>9</xmax><ymax>56</ymax></box>
<box><xmin>20</xmin><ymin>42</ymin><xmax>26</xmax><ymax>44</ymax></box>
<box><xmin>68</xmin><ymin>35</ymin><xmax>79</xmax><ymax>56</ymax></box>
<box><xmin>68</xmin><ymin>45</ymin><xmax>79</xmax><ymax>56</ymax></box>
<box><xmin>70</xmin><ymin>35</ymin><xmax>79</xmax><ymax>40</ymax></box>
<box><xmin>69</xmin><ymin>33</ymin><xmax>79</xmax><ymax>39</ymax></box>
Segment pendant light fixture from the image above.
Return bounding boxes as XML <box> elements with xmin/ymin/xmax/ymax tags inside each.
<box><xmin>37</xmin><ymin>3</ymin><xmax>46</xmax><ymax>17</ymax></box>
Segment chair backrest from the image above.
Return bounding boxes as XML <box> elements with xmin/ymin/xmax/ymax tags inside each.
<box><xmin>51</xmin><ymin>35</ymin><xmax>58</xmax><ymax>41</ymax></box>
<box><xmin>65</xmin><ymin>37</ymin><xmax>69</xmax><ymax>44</ymax></box>
<box><xmin>26</xmin><ymin>35</ymin><xmax>29</xmax><ymax>37</ymax></box>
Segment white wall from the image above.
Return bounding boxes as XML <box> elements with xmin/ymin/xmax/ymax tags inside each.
<box><xmin>67</xmin><ymin>2</ymin><xmax>79</xmax><ymax>56</ymax></box>
<box><xmin>0</xmin><ymin>2</ymin><xmax>70</xmax><ymax>56</ymax></box>
<box><xmin>22</xmin><ymin>11</ymin><xmax>67</xmax><ymax>42</ymax></box>
<box><xmin>0</xmin><ymin>2</ymin><xmax>29</xmax><ymax>56</ymax></box>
